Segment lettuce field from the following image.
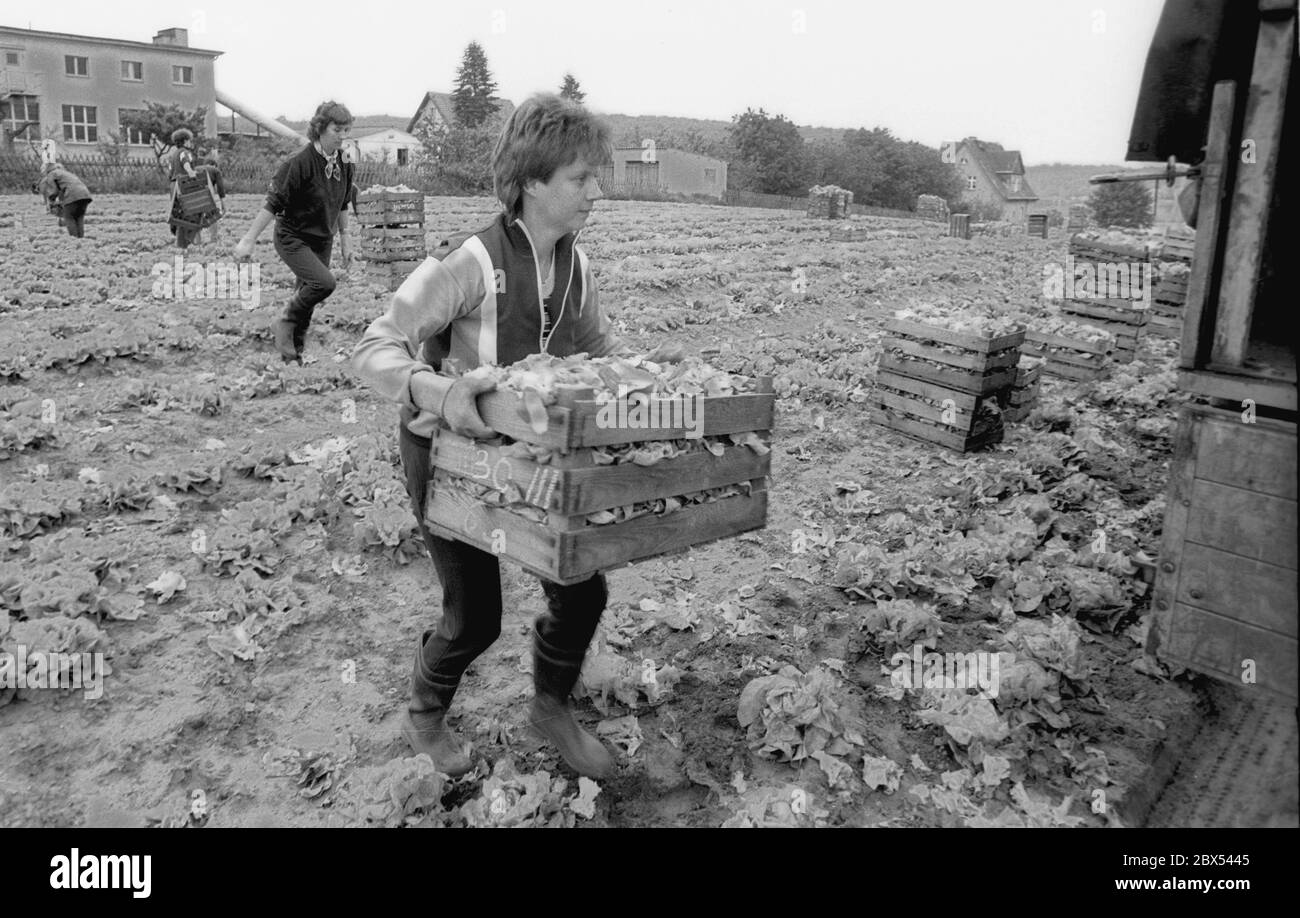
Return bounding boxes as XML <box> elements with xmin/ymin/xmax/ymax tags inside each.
<box><xmin>0</xmin><ymin>192</ymin><xmax>1266</xmax><ymax>828</ymax></box>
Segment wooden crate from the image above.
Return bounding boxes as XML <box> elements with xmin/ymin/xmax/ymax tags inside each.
<box><xmin>360</xmin><ymin>225</ymin><xmax>427</xmax><ymax>262</ymax></box>
<box><xmin>1068</xmin><ymin>235</ymin><xmax>1150</xmax><ymax>262</ymax></box>
<box><xmin>472</xmin><ymin>379</ymin><xmax>775</xmax><ymax>451</ymax></box>
<box><xmin>869</xmin><ymin>404</ymin><xmax>1003</xmax><ymax>452</ymax></box>
<box><xmin>428</xmin><ymin>428</ymin><xmax>770</xmax><ymax>515</ymax></box>
<box><xmin>1060</xmin><ymin>302</ymin><xmax>1147</xmax><ymax>363</ymax></box>
<box><xmin>1022</xmin><ymin>329</ymin><xmax>1111</xmax><ymax>381</ymax></box>
<box><xmin>425</xmin><ymin>473</ymin><xmax>767</xmax><ymax>585</ymax></box>
<box><xmin>1147</xmin><ymin>314</ymin><xmax>1184</xmax><ymax>340</ymax></box>
<box><xmin>1147</xmin><ymin>403</ymin><xmax>1297</xmax><ymax>701</ymax></box>
<box><xmin>421</xmin><ymin>383</ymin><xmax>773</xmax><ymax>584</ymax></box>
<box><xmin>1027</xmin><ymin>214</ymin><xmax>1048</xmax><ymax>239</ymax></box>
<box><xmin>1007</xmin><ymin>380</ymin><xmax>1040</xmax><ymax>406</ymax></box>
<box><xmin>365</xmin><ymin>259</ymin><xmax>424</xmax><ymax>292</ymax></box>
<box><xmin>949</xmin><ymin>214</ymin><xmax>971</xmax><ymax>239</ymax></box>
<box><xmin>880</xmin><ymin>318</ymin><xmax>1023</xmax><ymax>395</ymax></box>
<box><xmin>355</xmin><ymin>190</ymin><xmax>425</xmax><ymax>225</ymax></box>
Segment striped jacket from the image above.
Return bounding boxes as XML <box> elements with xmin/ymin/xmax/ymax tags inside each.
<box><xmin>352</xmin><ymin>212</ymin><xmax>623</xmax><ymax>440</ymax></box>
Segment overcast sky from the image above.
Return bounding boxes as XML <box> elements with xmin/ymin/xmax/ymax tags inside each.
<box><xmin>13</xmin><ymin>0</ymin><xmax>1167</xmax><ymax>164</ymax></box>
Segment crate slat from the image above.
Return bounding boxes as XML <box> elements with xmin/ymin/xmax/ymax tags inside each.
<box><xmin>476</xmin><ymin>384</ymin><xmax>776</xmax><ymax>450</ymax></box>
<box><xmin>884</xmin><ymin>318</ymin><xmax>1025</xmax><ymax>355</ymax></box>
<box><xmin>428</xmin><ymin>427</ymin><xmax>771</xmax><ymax>515</ymax></box>
<box><xmin>877</xmin><ymin>354</ymin><xmax>1015</xmax><ymax>395</ymax></box>
<box><xmin>1023</xmin><ymin>328</ymin><xmax>1110</xmax><ymax>355</ymax></box>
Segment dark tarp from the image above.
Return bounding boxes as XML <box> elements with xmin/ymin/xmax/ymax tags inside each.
<box><xmin>1126</xmin><ymin>0</ymin><xmax>1266</xmax><ymax>163</ymax></box>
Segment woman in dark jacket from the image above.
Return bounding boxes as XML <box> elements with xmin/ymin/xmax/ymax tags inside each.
<box><xmin>234</xmin><ymin>101</ymin><xmax>355</xmax><ymax>363</ymax></box>
<box><xmin>167</xmin><ymin>128</ymin><xmax>204</xmax><ymax>250</ymax></box>
<box><xmin>37</xmin><ymin>162</ymin><xmax>93</xmax><ymax>238</ymax></box>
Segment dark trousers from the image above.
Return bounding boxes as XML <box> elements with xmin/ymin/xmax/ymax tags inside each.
<box><xmin>398</xmin><ymin>424</ymin><xmax>608</xmax><ymax>714</ymax></box>
<box><xmin>62</xmin><ymin>200</ymin><xmax>89</xmax><ymax>238</ymax></box>
<box><xmin>274</xmin><ymin>228</ymin><xmax>335</xmax><ymax>349</ymax></box>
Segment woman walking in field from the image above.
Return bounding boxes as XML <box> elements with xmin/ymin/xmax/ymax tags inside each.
<box><xmin>37</xmin><ymin>162</ymin><xmax>92</xmax><ymax>238</ymax></box>
<box><xmin>234</xmin><ymin>101</ymin><xmax>355</xmax><ymax>364</ymax></box>
<box><xmin>166</xmin><ymin>128</ymin><xmax>204</xmax><ymax>250</ymax></box>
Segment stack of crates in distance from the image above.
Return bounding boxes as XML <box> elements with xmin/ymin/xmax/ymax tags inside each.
<box><xmin>1022</xmin><ymin>319</ymin><xmax>1114</xmax><ymax>382</ymax></box>
<box><xmin>872</xmin><ymin>312</ymin><xmax>1024</xmax><ymax>452</ymax></box>
<box><xmin>1027</xmin><ymin>214</ymin><xmax>1048</xmax><ymax>239</ymax></box>
<box><xmin>807</xmin><ymin>184</ymin><xmax>853</xmax><ymax>219</ymax></box>
<box><xmin>357</xmin><ymin>188</ymin><xmax>427</xmax><ymax>291</ymax></box>
<box><xmin>1000</xmin><ymin>355</ymin><xmax>1045</xmax><ymax>423</ymax></box>
<box><xmin>948</xmin><ymin>214</ymin><xmax>971</xmax><ymax>239</ymax></box>
<box><xmin>422</xmin><ymin>375</ymin><xmax>774</xmax><ymax>585</ymax></box>
<box><xmin>1066</xmin><ymin>203</ymin><xmax>1092</xmax><ymax>234</ymax></box>
<box><xmin>1150</xmin><ymin>262</ymin><xmax>1190</xmax><ymax>339</ymax></box>
<box><xmin>916</xmin><ymin>194</ymin><xmax>950</xmax><ymax>223</ymax></box>
<box><xmin>1064</xmin><ymin>231</ymin><xmax>1153</xmax><ymax>362</ymax></box>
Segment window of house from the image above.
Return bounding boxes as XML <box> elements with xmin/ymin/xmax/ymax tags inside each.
<box><xmin>2</xmin><ymin>94</ymin><xmax>40</xmax><ymax>137</ymax></box>
<box><xmin>967</xmin><ymin>176</ymin><xmax>977</xmax><ymax>190</ymax></box>
<box><xmin>118</xmin><ymin>109</ymin><xmax>147</xmax><ymax>145</ymax></box>
<box><xmin>62</xmin><ymin>104</ymin><xmax>97</xmax><ymax>143</ymax></box>
<box><xmin>4</xmin><ymin>50</ymin><xmax>21</xmax><ymax>67</ymax></box>
<box><xmin>121</xmin><ymin>60</ymin><xmax>143</xmax><ymax>81</ymax></box>
<box><xmin>960</xmin><ymin>157</ymin><xmax>968</xmax><ymax>164</ymax></box>
<box><xmin>1010</xmin><ymin>175</ymin><xmax>1021</xmax><ymax>192</ymax></box>
<box><xmin>65</xmin><ymin>55</ymin><xmax>89</xmax><ymax>77</ymax></box>
<box><xmin>704</xmin><ymin>168</ymin><xmax>717</xmax><ymax>183</ymax></box>
<box><xmin>172</xmin><ymin>65</ymin><xmax>193</xmax><ymax>85</ymax></box>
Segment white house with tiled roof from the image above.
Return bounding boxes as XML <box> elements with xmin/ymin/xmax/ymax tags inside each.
<box><xmin>953</xmin><ymin>137</ymin><xmax>1039</xmax><ymax>223</ymax></box>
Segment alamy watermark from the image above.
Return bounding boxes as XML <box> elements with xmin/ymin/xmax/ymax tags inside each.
<box><xmin>0</xmin><ymin>645</ymin><xmax>107</xmax><ymax>700</ymax></box>
<box><xmin>1042</xmin><ymin>256</ymin><xmax>1152</xmax><ymax>308</ymax></box>
<box><xmin>151</xmin><ymin>256</ymin><xmax>261</xmax><ymax>309</ymax></box>
<box><xmin>889</xmin><ymin>644</ymin><xmax>1000</xmax><ymax>698</ymax></box>
<box><xmin>595</xmin><ymin>385</ymin><xmax>705</xmax><ymax>439</ymax></box>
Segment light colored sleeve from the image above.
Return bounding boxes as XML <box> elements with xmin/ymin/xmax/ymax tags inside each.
<box><xmin>351</xmin><ymin>248</ymin><xmax>486</xmax><ymax>415</ymax></box>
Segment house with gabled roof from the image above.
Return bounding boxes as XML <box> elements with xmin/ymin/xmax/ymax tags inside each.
<box><xmin>407</xmin><ymin>91</ymin><xmax>514</xmax><ymax>136</ymax></box>
<box><xmin>953</xmin><ymin>137</ymin><xmax>1039</xmax><ymax>223</ymax></box>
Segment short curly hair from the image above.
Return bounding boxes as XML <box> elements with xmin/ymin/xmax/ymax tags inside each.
<box><xmin>171</xmin><ymin>128</ymin><xmax>194</xmax><ymax>146</ymax></box>
<box><xmin>308</xmin><ymin>101</ymin><xmax>354</xmax><ymax>141</ymax></box>
<box><xmin>491</xmin><ymin>94</ymin><xmax>611</xmax><ymax>219</ymax></box>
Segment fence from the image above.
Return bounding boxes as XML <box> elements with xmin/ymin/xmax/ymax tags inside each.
<box><xmin>0</xmin><ymin>153</ymin><xmax>481</xmax><ymax>195</ymax></box>
<box><xmin>1</xmin><ymin>152</ymin><xmax>924</xmax><ymax>222</ymax></box>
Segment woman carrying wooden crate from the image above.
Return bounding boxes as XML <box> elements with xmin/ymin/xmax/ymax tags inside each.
<box><xmin>36</xmin><ymin>161</ymin><xmax>93</xmax><ymax>238</ymax></box>
<box><xmin>234</xmin><ymin>101</ymin><xmax>355</xmax><ymax>363</ymax></box>
<box><xmin>166</xmin><ymin>128</ymin><xmax>206</xmax><ymax>250</ymax></box>
<box><xmin>352</xmin><ymin>94</ymin><xmax>680</xmax><ymax>780</ymax></box>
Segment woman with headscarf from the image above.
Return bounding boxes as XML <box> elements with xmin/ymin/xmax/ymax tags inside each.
<box><xmin>166</xmin><ymin>127</ymin><xmax>204</xmax><ymax>250</ymax></box>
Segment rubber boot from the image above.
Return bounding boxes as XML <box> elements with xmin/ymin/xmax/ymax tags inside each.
<box><xmin>402</xmin><ymin>631</ymin><xmax>472</xmax><ymax>777</ymax></box>
<box><xmin>270</xmin><ymin>316</ymin><xmax>299</xmax><ymax>364</ymax></box>
<box><xmin>529</xmin><ymin>636</ymin><xmax>614</xmax><ymax>780</ymax></box>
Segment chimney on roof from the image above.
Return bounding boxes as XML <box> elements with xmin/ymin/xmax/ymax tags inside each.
<box><xmin>152</xmin><ymin>28</ymin><xmax>189</xmax><ymax>47</ymax></box>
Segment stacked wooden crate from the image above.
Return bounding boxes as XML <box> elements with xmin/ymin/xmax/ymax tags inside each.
<box><xmin>1150</xmin><ymin>263</ymin><xmax>1190</xmax><ymax>340</ymax></box>
<box><xmin>1027</xmin><ymin>214</ymin><xmax>1048</xmax><ymax>238</ymax></box>
<box><xmin>1065</xmin><ymin>203</ymin><xmax>1091</xmax><ymax>234</ymax></box>
<box><xmin>916</xmin><ymin>194</ymin><xmax>950</xmax><ymax>223</ymax></box>
<box><xmin>357</xmin><ymin>188</ymin><xmax>427</xmax><ymax>291</ymax></box>
<box><xmin>422</xmin><ymin>374</ymin><xmax>774</xmax><ymax>585</ymax></box>
<box><xmin>807</xmin><ymin>184</ymin><xmax>853</xmax><ymax>218</ymax></box>
<box><xmin>949</xmin><ymin>214</ymin><xmax>971</xmax><ymax>239</ymax></box>
<box><xmin>1064</xmin><ymin>232</ymin><xmax>1154</xmax><ymax>362</ymax></box>
<box><xmin>1021</xmin><ymin>319</ymin><xmax>1113</xmax><ymax>382</ymax></box>
<box><xmin>872</xmin><ymin>313</ymin><xmax>1024</xmax><ymax>452</ymax></box>
<box><xmin>1000</xmin><ymin>355</ymin><xmax>1045</xmax><ymax>423</ymax></box>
